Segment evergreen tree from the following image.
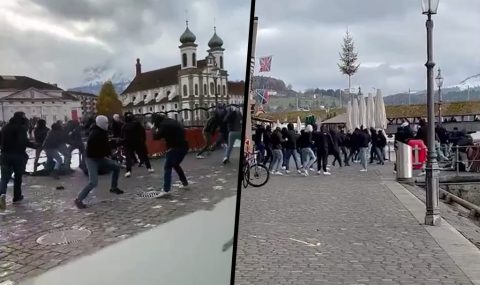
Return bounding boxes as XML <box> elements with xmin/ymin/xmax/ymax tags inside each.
<box><xmin>338</xmin><ymin>30</ymin><xmax>360</xmax><ymax>106</ymax></box>
<box><xmin>96</xmin><ymin>81</ymin><xmax>123</xmax><ymax>117</ymax></box>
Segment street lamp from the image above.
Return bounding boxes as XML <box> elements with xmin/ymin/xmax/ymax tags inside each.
<box><xmin>422</xmin><ymin>0</ymin><xmax>441</xmax><ymax>226</ymax></box>
<box><xmin>435</xmin><ymin>68</ymin><xmax>444</xmax><ymax>124</ymax></box>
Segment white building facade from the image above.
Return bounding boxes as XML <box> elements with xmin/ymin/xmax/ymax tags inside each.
<box><xmin>0</xmin><ymin>76</ymin><xmax>81</xmax><ymax>125</ymax></box>
<box><xmin>122</xmin><ymin>24</ymin><xmax>244</xmax><ymax>126</ymax></box>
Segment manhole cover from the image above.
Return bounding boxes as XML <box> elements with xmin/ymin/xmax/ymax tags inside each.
<box><xmin>36</xmin><ymin>229</ymin><xmax>91</xmax><ymax>245</ymax></box>
<box><xmin>137</xmin><ymin>191</ymin><xmax>162</xmax><ymax>198</ymax></box>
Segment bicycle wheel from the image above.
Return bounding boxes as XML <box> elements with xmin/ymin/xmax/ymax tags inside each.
<box><xmin>242</xmin><ymin>165</ymin><xmax>249</xmax><ymax>188</ymax></box>
<box><xmin>248</xmin><ymin>163</ymin><xmax>269</xmax><ymax>187</ymax></box>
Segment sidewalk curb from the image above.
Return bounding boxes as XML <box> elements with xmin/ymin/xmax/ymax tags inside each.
<box><xmin>384</xmin><ymin>181</ymin><xmax>480</xmax><ymax>285</ymax></box>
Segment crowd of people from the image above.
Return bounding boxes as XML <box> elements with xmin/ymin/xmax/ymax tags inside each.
<box><xmin>253</xmin><ymin>123</ymin><xmax>388</xmax><ymax>176</ymax></box>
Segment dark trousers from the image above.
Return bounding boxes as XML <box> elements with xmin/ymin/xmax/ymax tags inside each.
<box><xmin>0</xmin><ymin>153</ymin><xmax>28</xmax><ymax>199</ymax></box>
<box><xmin>316</xmin><ymin>150</ymin><xmax>329</xmax><ymax>172</ymax></box>
<box><xmin>348</xmin><ymin>148</ymin><xmax>359</xmax><ymax>162</ymax></box>
<box><xmin>340</xmin><ymin>146</ymin><xmax>349</xmax><ymax>165</ymax></box>
<box><xmin>255</xmin><ymin>143</ymin><xmax>265</xmax><ymax>163</ymax></box>
<box><xmin>331</xmin><ymin>149</ymin><xmax>343</xmax><ymax>167</ymax></box>
<box><xmin>198</xmin><ymin>132</ymin><xmax>214</xmax><ymax>156</ymax></box>
<box><xmin>164</xmin><ymin>147</ymin><xmax>188</xmax><ymax>192</ymax></box>
<box><xmin>264</xmin><ymin>146</ymin><xmax>273</xmax><ymax>165</ymax></box>
<box><xmin>125</xmin><ymin>143</ymin><xmax>151</xmax><ymax>172</ymax></box>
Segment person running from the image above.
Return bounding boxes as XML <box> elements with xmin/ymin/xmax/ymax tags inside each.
<box><xmin>43</xmin><ymin>122</ymin><xmax>67</xmax><ymax>179</ymax></box>
<box><xmin>347</xmin><ymin>128</ymin><xmax>361</xmax><ymax>163</ymax></box>
<box><xmin>150</xmin><ymin>114</ymin><xmax>189</xmax><ymax>198</ymax></box>
<box><xmin>74</xmin><ymin>115</ymin><xmax>123</xmax><ymax>209</ymax></box>
<box><xmin>197</xmin><ymin>111</ymin><xmax>220</xmax><ymax>159</ymax></box>
<box><xmin>297</xmin><ymin>125</ymin><xmax>316</xmax><ymax>176</ymax></box>
<box><xmin>33</xmin><ymin>119</ymin><xmax>49</xmax><ymax>173</ymax></box>
<box><xmin>329</xmin><ymin>127</ymin><xmax>343</xmax><ymax>168</ymax></box>
<box><xmin>64</xmin><ymin>120</ymin><xmax>86</xmax><ymax>171</ymax></box>
<box><xmin>122</xmin><ymin>113</ymin><xmax>154</xmax><ymax>177</ymax></box>
<box><xmin>269</xmin><ymin>127</ymin><xmax>284</xmax><ymax>175</ymax></box>
<box><xmin>0</xmin><ymin>112</ymin><xmax>38</xmax><ymax>210</ymax></box>
<box><xmin>283</xmin><ymin>123</ymin><xmax>302</xmax><ymax>174</ymax></box>
<box><xmin>222</xmin><ymin>107</ymin><xmax>242</xmax><ymax>164</ymax></box>
<box><xmin>313</xmin><ymin>125</ymin><xmax>333</xmax><ymax>175</ymax></box>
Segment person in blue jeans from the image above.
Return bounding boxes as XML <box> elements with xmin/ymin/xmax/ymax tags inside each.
<box><xmin>74</xmin><ymin>115</ymin><xmax>123</xmax><ymax>209</ymax></box>
<box><xmin>151</xmin><ymin>114</ymin><xmax>189</xmax><ymax>198</ymax></box>
<box><xmin>42</xmin><ymin>122</ymin><xmax>67</xmax><ymax>179</ymax></box>
<box><xmin>222</xmin><ymin>107</ymin><xmax>242</xmax><ymax>164</ymax></box>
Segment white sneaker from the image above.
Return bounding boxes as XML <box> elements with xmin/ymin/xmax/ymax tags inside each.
<box><xmin>317</xmin><ymin>170</ymin><xmax>322</xmax><ymax>175</ymax></box>
<box><xmin>178</xmin><ymin>184</ymin><xmax>190</xmax><ymax>190</ymax></box>
<box><xmin>148</xmin><ymin>168</ymin><xmax>155</xmax><ymax>173</ymax></box>
<box><xmin>270</xmin><ymin>171</ymin><xmax>276</xmax><ymax>175</ymax></box>
<box><xmin>152</xmin><ymin>190</ymin><xmax>171</xmax><ymax>198</ymax></box>
<box><xmin>125</xmin><ymin>171</ymin><xmax>131</xmax><ymax>178</ymax></box>
<box><xmin>297</xmin><ymin>169</ymin><xmax>303</xmax><ymax>174</ymax></box>
<box><xmin>360</xmin><ymin>169</ymin><xmax>367</xmax><ymax>172</ymax></box>
<box><xmin>309</xmin><ymin>168</ymin><xmax>315</xmax><ymax>172</ymax></box>
<box><xmin>281</xmin><ymin>166</ymin><xmax>286</xmax><ymax>170</ymax></box>
<box><xmin>196</xmin><ymin>155</ymin><xmax>205</xmax><ymax>159</ymax></box>
<box><xmin>303</xmin><ymin>170</ymin><xmax>309</xmax><ymax>176</ymax></box>
<box><xmin>323</xmin><ymin>171</ymin><xmax>332</xmax><ymax>176</ymax></box>
<box><xmin>285</xmin><ymin>170</ymin><xmax>291</xmax><ymax>174</ymax></box>
<box><xmin>326</xmin><ymin>167</ymin><xmax>331</xmax><ymax>171</ymax></box>
<box><xmin>0</xmin><ymin>194</ymin><xmax>6</xmax><ymax>211</ymax></box>
<box><xmin>275</xmin><ymin>171</ymin><xmax>283</xmax><ymax>176</ymax></box>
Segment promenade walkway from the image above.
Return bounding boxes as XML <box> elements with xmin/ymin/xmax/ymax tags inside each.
<box><xmin>235</xmin><ymin>162</ymin><xmax>480</xmax><ymax>285</ymax></box>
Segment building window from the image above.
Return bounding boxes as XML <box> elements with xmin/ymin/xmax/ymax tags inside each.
<box><xmin>203</xmin><ymin>84</ymin><xmax>207</xmax><ymax>95</ymax></box>
<box><xmin>195</xmin><ymin>104</ymin><xmax>199</xmax><ymax>119</ymax></box>
<box><xmin>161</xmin><ymin>105</ymin><xmax>165</xmax><ymax>110</ymax></box>
<box><xmin>133</xmin><ymin>96</ymin><xmax>136</xmax><ymax>102</ymax></box>
<box><xmin>174</xmin><ymin>114</ymin><xmax>178</xmax><ymax>120</ymax></box>
<box><xmin>149</xmin><ymin>107</ymin><xmax>153</xmax><ymax>112</ymax></box>
<box><xmin>184</xmin><ymin>110</ymin><xmax>189</xmax><ymax>120</ymax></box>
<box><xmin>143</xmin><ymin>95</ymin><xmax>147</xmax><ymax>100</ymax></box>
<box><xmin>138</xmin><ymin>108</ymin><xmax>141</xmax><ymax>113</ymax></box>
<box><xmin>192</xmin><ymin>53</ymin><xmax>196</xmax><ymax>66</ymax></box>
<box><xmin>167</xmin><ymin>91</ymin><xmax>171</xmax><ymax>96</ymax></box>
<box><xmin>220</xmin><ymin>56</ymin><xmax>224</xmax><ymax>69</ymax></box>
<box><xmin>218</xmin><ymin>85</ymin><xmax>221</xmax><ymax>95</ymax></box>
<box><xmin>183</xmin><ymin>85</ymin><xmax>188</xmax><ymax>96</ymax></box>
<box><xmin>155</xmin><ymin>93</ymin><xmax>158</xmax><ymax>98</ymax></box>
<box><xmin>53</xmin><ymin>115</ymin><xmax>57</xmax><ymax>121</ymax></box>
<box><xmin>210</xmin><ymin>82</ymin><xmax>214</xmax><ymax>95</ymax></box>
<box><xmin>195</xmin><ymin>84</ymin><xmax>198</xmax><ymax>95</ymax></box>
<box><xmin>31</xmin><ymin>102</ymin><xmax>34</xmax><ymax>104</ymax></box>
<box><xmin>223</xmin><ymin>85</ymin><xmax>226</xmax><ymax>95</ymax></box>
<box><xmin>182</xmin><ymin>53</ymin><xmax>187</xmax><ymax>67</ymax></box>
<box><xmin>174</xmin><ymin>103</ymin><xmax>178</xmax><ymax>109</ymax></box>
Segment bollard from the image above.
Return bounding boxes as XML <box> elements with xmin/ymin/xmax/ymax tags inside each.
<box><xmin>396</xmin><ymin>142</ymin><xmax>413</xmax><ymax>183</ymax></box>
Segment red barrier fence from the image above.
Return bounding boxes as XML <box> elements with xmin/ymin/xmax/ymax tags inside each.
<box><xmin>144</xmin><ymin>128</ymin><xmax>220</xmax><ymax>157</ymax></box>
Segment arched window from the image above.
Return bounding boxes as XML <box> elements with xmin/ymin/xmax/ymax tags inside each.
<box><xmin>203</xmin><ymin>84</ymin><xmax>207</xmax><ymax>95</ymax></box>
<box><xmin>210</xmin><ymin>82</ymin><xmax>215</xmax><ymax>95</ymax></box>
<box><xmin>192</xmin><ymin>53</ymin><xmax>196</xmax><ymax>66</ymax></box>
<box><xmin>220</xmin><ymin>56</ymin><xmax>224</xmax><ymax>69</ymax></box>
<box><xmin>182</xmin><ymin>53</ymin><xmax>187</xmax><ymax>67</ymax></box>
<box><xmin>161</xmin><ymin>105</ymin><xmax>165</xmax><ymax>110</ymax></box>
<box><xmin>183</xmin><ymin>85</ymin><xmax>188</xmax><ymax>96</ymax></box>
<box><xmin>195</xmin><ymin>84</ymin><xmax>198</xmax><ymax>95</ymax></box>
<box><xmin>223</xmin><ymin>85</ymin><xmax>226</xmax><ymax>95</ymax></box>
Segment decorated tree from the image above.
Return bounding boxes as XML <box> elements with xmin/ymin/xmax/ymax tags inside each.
<box><xmin>338</xmin><ymin>30</ymin><xmax>360</xmax><ymax>106</ymax></box>
<box><xmin>96</xmin><ymin>81</ymin><xmax>123</xmax><ymax>117</ymax></box>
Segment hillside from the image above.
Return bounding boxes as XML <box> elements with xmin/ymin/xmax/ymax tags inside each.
<box><xmin>68</xmin><ymin>80</ymin><xmax>130</xmax><ymax>96</ymax></box>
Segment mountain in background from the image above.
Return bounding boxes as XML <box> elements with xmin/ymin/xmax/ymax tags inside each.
<box><xmin>68</xmin><ymin>80</ymin><xmax>131</xmax><ymax>96</ymax></box>
<box><xmin>68</xmin><ymin>66</ymin><xmax>132</xmax><ymax>95</ymax></box>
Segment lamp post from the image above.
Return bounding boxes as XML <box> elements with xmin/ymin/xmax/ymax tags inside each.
<box><xmin>435</xmin><ymin>68</ymin><xmax>444</xmax><ymax>124</ymax></box>
<box><xmin>422</xmin><ymin>0</ymin><xmax>441</xmax><ymax>226</ymax></box>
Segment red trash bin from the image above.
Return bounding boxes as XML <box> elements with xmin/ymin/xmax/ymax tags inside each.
<box><xmin>408</xmin><ymin>139</ymin><xmax>427</xmax><ymax>170</ymax></box>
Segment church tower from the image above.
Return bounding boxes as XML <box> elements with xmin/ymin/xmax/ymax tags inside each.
<box><xmin>207</xmin><ymin>26</ymin><xmax>224</xmax><ymax>70</ymax></box>
<box><xmin>179</xmin><ymin>21</ymin><xmax>197</xmax><ymax>69</ymax></box>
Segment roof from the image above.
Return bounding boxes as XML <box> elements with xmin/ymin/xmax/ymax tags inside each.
<box><xmin>0</xmin><ymin>75</ymin><xmax>62</xmax><ymax>90</ymax></box>
<box><xmin>61</xmin><ymin>92</ymin><xmax>80</xmax><ymax>101</ymax></box>
<box><xmin>66</xmin><ymin>90</ymin><xmax>97</xmax><ymax>98</ymax></box>
<box><xmin>122</xmin><ymin>60</ymin><xmax>207</xmax><ymax>95</ymax></box>
<box><xmin>322</xmin><ymin>113</ymin><xmax>347</xmax><ymax>124</ymax></box>
<box><xmin>227</xmin><ymin>81</ymin><xmax>245</xmax><ymax>95</ymax></box>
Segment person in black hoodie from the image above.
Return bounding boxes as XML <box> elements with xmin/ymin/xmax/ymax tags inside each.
<box><xmin>122</xmin><ymin>112</ymin><xmax>153</xmax><ymax>177</ymax></box>
<box><xmin>297</xmin><ymin>125</ymin><xmax>316</xmax><ymax>176</ymax></box>
<box><xmin>64</xmin><ymin>120</ymin><xmax>86</xmax><ymax>171</ymax></box>
<box><xmin>263</xmin><ymin>125</ymin><xmax>273</xmax><ymax>166</ymax></box>
<box><xmin>416</xmin><ymin>119</ymin><xmax>428</xmax><ymax>145</ymax></box>
<box><xmin>33</xmin><ymin>119</ymin><xmax>49</xmax><ymax>173</ymax></box>
<box><xmin>436</xmin><ymin>124</ymin><xmax>449</xmax><ymax>158</ymax></box>
<box><xmin>337</xmin><ymin>128</ymin><xmax>349</xmax><ymax>166</ymax></box>
<box><xmin>269</xmin><ymin>127</ymin><xmax>284</xmax><ymax>175</ymax></box>
<box><xmin>75</xmin><ymin>115</ymin><xmax>123</xmax><ymax>209</ymax></box>
<box><xmin>358</xmin><ymin>128</ymin><xmax>371</xmax><ymax>172</ymax></box>
<box><xmin>283</xmin><ymin>123</ymin><xmax>302</xmax><ymax>174</ymax></box>
<box><xmin>313</xmin><ymin>125</ymin><xmax>333</xmax><ymax>175</ymax></box>
<box><xmin>223</xmin><ymin>107</ymin><xmax>242</xmax><ymax>164</ymax></box>
<box><xmin>253</xmin><ymin>123</ymin><xmax>266</xmax><ymax>163</ymax></box>
<box><xmin>43</xmin><ymin>122</ymin><xmax>68</xmax><ymax>179</ymax></box>
<box><xmin>347</xmin><ymin>128</ymin><xmax>361</xmax><ymax>163</ymax></box>
<box><xmin>329</xmin><ymin>127</ymin><xmax>343</xmax><ymax>168</ymax></box>
<box><xmin>0</xmin><ymin>112</ymin><xmax>38</xmax><ymax>210</ymax></box>
<box><xmin>369</xmin><ymin>127</ymin><xmax>379</xmax><ymax>164</ymax></box>
<box><xmin>376</xmin><ymin>129</ymin><xmax>387</xmax><ymax>164</ymax></box>
<box><xmin>197</xmin><ymin>111</ymin><xmax>220</xmax><ymax>159</ymax></box>
<box><xmin>150</xmin><ymin>113</ymin><xmax>189</xmax><ymax>197</ymax></box>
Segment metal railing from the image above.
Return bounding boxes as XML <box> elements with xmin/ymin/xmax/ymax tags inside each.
<box><xmin>450</xmin><ymin>144</ymin><xmax>480</xmax><ymax>175</ymax></box>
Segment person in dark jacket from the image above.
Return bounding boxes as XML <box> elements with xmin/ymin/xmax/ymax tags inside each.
<box><xmin>297</xmin><ymin>125</ymin><xmax>316</xmax><ymax>176</ymax></box>
<box><xmin>63</xmin><ymin>120</ymin><xmax>86</xmax><ymax>171</ymax></box>
<box><xmin>111</xmin><ymin>114</ymin><xmax>124</xmax><ymax>139</ymax></box>
<box><xmin>313</xmin><ymin>125</ymin><xmax>333</xmax><ymax>175</ymax></box>
<box><xmin>283</xmin><ymin>123</ymin><xmax>302</xmax><ymax>173</ymax></box>
<box><xmin>436</xmin><ymin>124</ymin><xmax>449</xmax><ymax>158</ymax></box>
<box><xmin>197</xmin><ymin>111</ymin><xmax>220</xmax><ymax>158</ymax></box>
<box><xmin>263</xmin><ymin>125</ymin><xmax>273</xmax><ymax>166</ymax></box>
<box><xmin>253</xmin><ymin>123</ymin><xmax>266</xmax><ymax>163</ymax></box>
<box><xmin>33</xmin><ymin>119</ymin><xmax>49</xmax><ymax>173</ymax></box>
<box><xmin>376</xmin><ymin>130</ymin><xmax>387</xmax><ymax>164</ymax></box>
<box><xmin>347</xmin><ymin>128</ymin><xmax>361</xmax><ymax>163</ymax></box>
<box><xmin>0</xmin><ymin>112</ymin><xmax>38</xmax><ymax>210</ymax></box>
<box><xmin>43</xmin><ymin>122</ymin><xmax>68</xmax><ymax>179</ymax></box>
<box><xmin>329</xmin><ymin>128</ymin><xmax>343</xmax><ymax>168</ymax></box>
<box><xmin>223</xmin><ymin>107</ymin><xmax>242</xmax><ymax>164</ymax></box>
<box><xmin>122</xmin><ymin>113</ymin><xmax>153</xmax><ymax>177</ymax></box>
<box><xmin>75</xmin><ymin>115</ymin><xmax>123</xmax><ymax>209</ymax></box>
<box><xmin>269</xmin><ymin>127</ymin><xmax>284</xmax><ymax>174</ymax></box>
<box><xmin>358</xmin><ymin>129</ymin><xmax>371</xmax><ymax>171</ymax></box>
<box><xmin>337</xmin><ymin>128</ymin><xmax>350</xmax><ymax>166</ymax></box>
<box><xmin>213</xmin><ymin>107</ymin><xmax>229</xmax><ymax>149</ymax></box>
<box><xmin>415</xmin><ymin>119</ymin><xmax>428</xmax><ymax>145</ymax></box>
<box><xmin>369</xmin><ymin>127</ymin><xmax>379</xmax><ymax>163</ymax></box>
<box><xmin>150</xmin><ymin>113</ymin><xmax>189</xmax><ymax>197</ymax></box>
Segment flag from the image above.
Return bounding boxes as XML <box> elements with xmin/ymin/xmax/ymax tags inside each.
<box><xmin>255</xmin><ymin>89</ymin><xmax>269</xmax><ymax>104</ymax></box>
<box><xmin>259</xmin><ymin>56</ymin><xmax>272</xmax><ymax>72</ymax></box>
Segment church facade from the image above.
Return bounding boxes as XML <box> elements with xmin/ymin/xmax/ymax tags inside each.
<box><xmin>121</xmin><ymin>24</ymin><xmax>244</xmax><ymax>126</ymax></box>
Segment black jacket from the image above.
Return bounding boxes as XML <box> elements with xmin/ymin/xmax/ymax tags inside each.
<box><xmin>65</xmin><ymin>122</ymin><xmax>83</xmax><ymax>146</ymax></box>
<box><xmin>204</xmin><ymin>115</ymin><xmax>219</xmax><ymax>134</ymax></box>
<box><xmin>111</xmin><ymin>120</ymin><xmax>124</xmax><ymax>138</ymax></box>
<box><xmin>370</xmin><ymin>129</ymin><xmax>378</xmax><ymax>147</ymax></box>
<box><xmin>283</xmin><ymin>130</ymin><xmax>298</xmax><ymax>150</ymax></box>
<box><xmin>416</xmin><ymin>126</ymin><xmax>428</xmax><ymax>144</ymax></box>
<box><xmin>297</xmin><ymin>132</ymin><xmax>313</xmax><ymax>149</ymax></box>
<box><xmin>254</xmin><ymin>126</ymin><xmax>265</xmax><ymax>145</ymax></box>
<box><xmin>312</xmin><ymin>131</ymin><xmax>332</xmax><ymax>153</ymax></box>
<box><xmin>153</xmin><ymin>118</ymin><xmax>188</xmax><ymax>149</ymax></box>
<box><xmin>270</xmin><ymin>130</ymin><xmax>284</xmax><ymax>150</ymax></box>
<box><xmin>43</xmin><ymin>129</ymin><xmax>67</xmax><ymax>149</ymax></box>
<box><xmin>436</xmin><ymin>126</ymin><xmax>449</xmax><ymax>144</ymax></box>
<box><xmin>122</xmin><ymin>121</ymin><xmax>146</xmax><ymax>146</ymax></box>
<box><xmin>224</xmin><ymin>110</ymin><xmax>242</xmax><ymax>132</ymax></box>
<box><xmin>395</xmin><ymin>126</ymin><xmax>414</xmax><ymax>144</ymax></box>
<box><xmin>358</xmin><ymin>131</ymin><xmax>371</xmax><ymax>148</ymax></box>
<box><xmin>0</xmin><ymin>121</ymin><xmax>36</xmax><ymax>155</ymax></box>
<box><xmin>376</xmin><ymin>133</ymin><xmax>387</xmax><ymax>148</ymax></box>
<box><xmin>86</xmin><ymin>125</ymin><xmax>111</xmax><ymax>158</ymax></box>
<box><xmin>34</xmin><ymin>127</ymin><xmax>49</xmax><ymax>145</ymax></box>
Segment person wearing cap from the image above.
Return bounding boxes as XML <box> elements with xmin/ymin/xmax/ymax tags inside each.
<box><xmin>74</xmin><ymin>115</ymin><xmax>123</xmax><ymax>209</ymax></box>
<box><xmin>0</xmin><ymin>112</ymin><xmax>38</xmax><ymax>210</ymax></box>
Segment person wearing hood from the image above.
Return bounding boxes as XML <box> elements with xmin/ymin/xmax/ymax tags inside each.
<box><xmin>253</xmin><ymin>123</ymin><xmax>266</xmax><ymax>163</ymax></box>
<box><xmin>197</xmin><ymin>110</ymin><xmax>221</xmax><ymax>159</ymax></box>
<box><xmin>64</xmin><ymin>120</ymin><xmax>86</xmax><ymax>171</ymax></box>
<box><xmin>75</xmin><ymin>115</ymin><xmax>123</xmax><ymax>209</ymax></box>
<box><xmin>111</xmin><ymin>114</ymin><xmax>124</xmax><ymax>139</ymax></box>
<box><xmin>283</xmin><ymin>123</ymin><xmax>302</xmax><ymax>174</ymax></box>
<box><xmin>269</xmin><ymin>127</ymin><xmax>284</xmax><ymax>175</ymax></box>
<box><xmin>149</xmin><ymin>113</ymin><xmax>189</xmax><ymax>198</ymax></box>
<box><xmin>222</xmin><ymin>107</ymin><xmax>242</xmax><ymax>164</ymax></box>
<box><xmin>297</xmin><ymin>124</ymin><xmax>316</xmax><ymax>176</ymax></box>
<box><xmin>329</xmin><ymin>127</ymin><xmax>343</xmax><ymax>168</ymax></box>
<box><xmin>43</xmin><ymin>122</ymin><xmax>68</xmax><ymax>179</ymax></box>
<box><xmin>358</xmin><ymin>128</ymin><xmax>371</xmax><ymax>172</ymax></box>
<box><xmin>33</xmin><ymin>119</ymin><xmax>49</xmax><ymax>173</ymax></box>
<box><xmin>313</xmin><ymin>125</ymin><xmax>333</xmax><ymax>175</ymax></box>
<box><xmin>122</xmin><ymin>112</ymin><xmax>153</xmax><ymax>177</ymax></box>
<box><xmin>337</xmin><ymin>128</ymin><xmax>349</xmax><ymax>166</ymax></box>
<box><xmin>263</xmin><ymin>125</ymin><xmax>273</xmax><ymax>166</ymax></box>
<box><xmin>0</xmin><ymin>112</ymin><xmax>38</xmax><ymax>210</ymax></box>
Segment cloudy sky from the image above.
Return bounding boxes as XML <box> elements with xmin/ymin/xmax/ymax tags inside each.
<box><xmin>255</xmin><ymin>0</ymin><xmax>480</xmax><ymax>95</ymax></box>
<box><xmin>0</xmin><ymin>0</ymin><xmax>252</xmax><ymax>89</ymax></box>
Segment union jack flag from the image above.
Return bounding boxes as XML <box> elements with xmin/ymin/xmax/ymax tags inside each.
<box><xmin>259</xmin><ymin>56</ymin><xmax>272</xmax><ymax>72</ymax></box>
<box><xmin>256</xmin><ymin>89</ymin><xmax>269</xmax><ymax>104</ymax></box>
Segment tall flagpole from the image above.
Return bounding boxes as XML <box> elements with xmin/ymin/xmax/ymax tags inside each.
<box><xmin>244</xmin><ymin>16</ymin><xmax>258</xmax><ymax>154</ymax></box>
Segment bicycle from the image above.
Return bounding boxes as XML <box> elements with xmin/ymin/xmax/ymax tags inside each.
<box><xmin>243</xmin><ymin>147</ymin><xmax>269</xmax><ymax>188</ymax></box>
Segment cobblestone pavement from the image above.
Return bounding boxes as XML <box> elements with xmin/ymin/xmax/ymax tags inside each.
<box><xmin>235</xmin><ymin>161</ymin><xmax>475</xmax><ymax>285</ymax></box>
<box><xmin>0</xmin><ymin>150</ymin><xmax>239</xmax><ymax>283</ymax></box>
